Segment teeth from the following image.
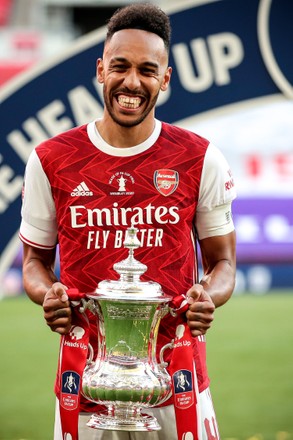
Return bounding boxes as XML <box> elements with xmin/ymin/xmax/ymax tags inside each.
<box><xmin>118</xmin><ymin>96</ymin><xmax>141</xmax><ymax>109</ymax></box>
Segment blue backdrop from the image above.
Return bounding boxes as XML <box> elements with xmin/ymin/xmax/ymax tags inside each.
<box><xmin>0</xmin><ymin>0</ymin><xmax>292</xmax><ymax>287</ymax></box>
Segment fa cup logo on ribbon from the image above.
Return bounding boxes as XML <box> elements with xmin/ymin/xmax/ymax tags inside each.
<box><xmin>172</xmin><ymin>324</ymin><xmax>194</xmax><ymax>410</ymax></box>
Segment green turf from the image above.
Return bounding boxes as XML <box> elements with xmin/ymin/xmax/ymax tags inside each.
<box><xmin>0</xmin><ymin>293</ymin><xmax>292</xmax><ymax>440</ymax></box>
<box><xmin>207</xmin><ymin>293</ymin><xmax>293</xmax><ymax>440</ymax></box>
<box><xmin>0</xmin><ymin>296</ymin><xmax>58</xmax><ymax>440</ymax></box>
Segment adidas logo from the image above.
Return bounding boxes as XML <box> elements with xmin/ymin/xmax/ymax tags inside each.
<box><xmin>71</xmin><ymin>181</ymin><xmax>93</xmax><ymax>197</ymax></box>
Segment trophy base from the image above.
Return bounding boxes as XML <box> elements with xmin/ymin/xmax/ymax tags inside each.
<box><xmin>87</xmin><ymin>409</ymin><xmax>161</xmax><ymax>432</ymax></box>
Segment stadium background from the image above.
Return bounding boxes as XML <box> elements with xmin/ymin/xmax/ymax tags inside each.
<box><xmin>0</xmin><ymin>0</ymin><xmax>292</xmax><ymax>439</ymax></box>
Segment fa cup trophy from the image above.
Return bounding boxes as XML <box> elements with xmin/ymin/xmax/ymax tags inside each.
<box><xmin>81</xmin><ymin>226</ymin><xmax>173</xmax><ymax>431</ymax></box>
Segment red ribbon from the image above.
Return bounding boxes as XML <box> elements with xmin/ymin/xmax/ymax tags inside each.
<box><xmin>169</xmin><ymin>294</ymin><xmax>201</xmax><ymax>440</ymax></box>
<box><xmin>56</xmin><ymin>289</ymin><xmax>89</xmax><ymax>440</ymax></box>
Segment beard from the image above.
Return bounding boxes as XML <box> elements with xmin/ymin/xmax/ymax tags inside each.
<box><xmin>103</xmin><ymin>87</ymin><xmax>159</xmax><ymax>128</ymax></box>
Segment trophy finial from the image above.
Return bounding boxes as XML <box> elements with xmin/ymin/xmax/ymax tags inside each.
<box><xmin>123</xmin><ymin>224</ymin><xmax>141</xmax><ymax>254</ymax></box>
<box><xmin>94</xmin><ymin>225</ymin><xmax>167</xmax><ymax>297</ymax></box>
<box><xmin>113</xmin><ymin>225</ymin><xmax>147</xmax><ymax>280</ymax></box>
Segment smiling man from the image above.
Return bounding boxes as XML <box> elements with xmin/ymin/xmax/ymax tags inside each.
<box><xmin>97</xmin><ymin>27</ymin><xmax>171</xmax><ymax>134</ymax></box>
<box><xmin>20</xmin><ymin>3</ymin><xmax>236</xmax><ymax>440</ymax></box>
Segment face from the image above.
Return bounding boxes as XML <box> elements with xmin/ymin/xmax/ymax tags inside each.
<box><xmin>97</xmin><ymin>29</ymin><xmax>172</xmax><ymax>128</ymax></box>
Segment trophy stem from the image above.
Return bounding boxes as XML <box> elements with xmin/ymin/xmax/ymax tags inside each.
<box><xmin>87</xmin><ymin>404</ymin><xmax>161</xmax><ymax>432</ymax></box>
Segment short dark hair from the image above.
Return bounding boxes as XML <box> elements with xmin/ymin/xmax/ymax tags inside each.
<box><xmin>106</xmin><ymin>3</ymin><xmax>171</xmax><ymax>51</ymax></box>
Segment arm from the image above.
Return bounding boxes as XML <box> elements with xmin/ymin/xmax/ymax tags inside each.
<box><xmin>186</xmin><ymin>230</ymin><xmax>236</xmax><ymax>337</ymax></box>
<box><xmin>23</xmin><ymin>243</ymin><xmax>72</xmax><ymax>334</ymax></box>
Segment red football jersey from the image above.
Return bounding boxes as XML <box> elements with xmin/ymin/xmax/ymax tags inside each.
<box><xmin>20</xmin><ymin>119</ymin><xmax>235</xmax><ymax>410</ymax></box>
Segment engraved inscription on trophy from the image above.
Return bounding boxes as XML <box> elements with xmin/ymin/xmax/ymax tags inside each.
<box><xmin>106</xmin><ymin>304</ymin><xmax>153</xmax><ymax>320</ymax></box>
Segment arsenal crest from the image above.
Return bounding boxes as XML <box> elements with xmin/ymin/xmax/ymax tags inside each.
<box><xmin>154</xmin><ymin>169</ymin><xmax>179</xmax><ymax>196</ymax></box>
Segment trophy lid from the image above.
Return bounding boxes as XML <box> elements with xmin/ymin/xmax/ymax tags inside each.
<box><xmin>88</xmin><ymin>226</ymin><xmax>170</xmax><ymax>302</ymax></box>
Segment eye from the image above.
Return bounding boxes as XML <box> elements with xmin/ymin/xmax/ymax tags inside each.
<box><xmin>140</xmin><ymin>64</ymin><xmax>159</xmax><ymax>76</ymax></box>
<box><xmin>142</xmin><ymin>68</ymin><xmax>156</xmax><ymax>75</ymax></box>
<box><xmin>112</xmin><ymin>64</ymin><xmax>127</xmax><ymax>71</ymax></box>
<box><xmin>109</xmin><ymin>60</ymin><xmax>129</xmax><ymax>72</ymax></box>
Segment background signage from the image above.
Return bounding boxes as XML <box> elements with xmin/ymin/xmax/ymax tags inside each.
<box><xmin>0</xmin><ymin>0</ymin><xmax>292</xmax><ymax>292</ymax></box>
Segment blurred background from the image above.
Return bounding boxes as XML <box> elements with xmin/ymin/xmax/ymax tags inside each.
<box><xmin>0</xmin><ymin>1</ymin><xmax>292</xmax><ymax>439</ymax></box>
<box><xmin>0</xmin><ymin>0</ymin><xmax>179</xmax><ymax>88</ymax></box>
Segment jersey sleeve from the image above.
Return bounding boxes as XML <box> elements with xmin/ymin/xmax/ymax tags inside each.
<box><xmin>19</xmin><ymin>149</ymin><xmax>58</xmax><ymax>249</ymax></box>
<box><xmin>195</xmin><ymin>143</ymin><xmax>236</xmax><ymax>240</ymax></box>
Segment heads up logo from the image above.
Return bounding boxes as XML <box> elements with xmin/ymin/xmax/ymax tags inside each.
<box><xmin>69</xmin><ymin>325</ymin><xmax>85</xmax><ymax>341</ymax></box>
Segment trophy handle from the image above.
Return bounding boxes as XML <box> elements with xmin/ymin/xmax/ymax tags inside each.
<box><xmin>86</xmin><ymin>343</ymin><xmax>94</xmax><ymax>365</ymax></box>
<box><xmin>159</xmin><ymin>339</ymin><xmax>174</xmax><ymax>368</ymax></box>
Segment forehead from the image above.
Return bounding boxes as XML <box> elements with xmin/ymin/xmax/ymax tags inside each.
<box><xmin>104</xmin><ymin>29</ymin><xmax>168</xmax><ymax>65</ymax></box>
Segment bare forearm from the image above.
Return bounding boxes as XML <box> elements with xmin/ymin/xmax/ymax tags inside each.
<box><xmin>200</xmin><ymin>259</ymin><xmax>235</xmax><ymax>308</ymax></box>
<box><xmin>22</xmin><ymin>244</ymin><xmax>71</xmax><ymax>334</ymax></box>
<box><xmin>23</xmin><ymin>259</ymin><xmax>58</xmax><ymax>305</ymax></box>
<box><xmin>22</xmin><ymin>244</ymin><xmax>59</xmax><ymax>305</ymax></box>
<box><xmin>198</xmin><ymin>231</ymin><xmax>236</xmax><ymax>308</ymax></box>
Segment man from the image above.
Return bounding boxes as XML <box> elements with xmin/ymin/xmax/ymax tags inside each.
<box><xmin>20</xmin><ymin>3</ymin><xmax>236</xmax><ymax>439</ymax></box>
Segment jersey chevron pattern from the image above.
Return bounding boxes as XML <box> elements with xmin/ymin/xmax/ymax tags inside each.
<box><xmin>36</xmin><ymin>122</ymin><xmax>208</xmax><ymax>296</ymax></box>
<box><xmin>25</xmin><ymin>121</ymin><xmax>213</xmax><ymax>409</ymax></box>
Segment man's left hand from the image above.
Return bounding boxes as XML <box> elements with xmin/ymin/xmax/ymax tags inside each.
<box><xmin>185</xmin><ymin>284</ymin><xmax>215</xmax><ymax>337</ymax></box>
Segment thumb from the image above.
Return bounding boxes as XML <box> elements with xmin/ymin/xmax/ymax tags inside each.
<box><xmin>186</xmin><ymin>283</ymin><xmax>204</xmax><ymax>304</ymax></box>
<box><xmin>52</xmin><ymin>282</ymin><xmax>69</xmax><ymax>303</ymax></box>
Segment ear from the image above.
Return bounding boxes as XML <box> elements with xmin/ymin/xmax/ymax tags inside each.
<box><xmin>96</xmin><ymin>58</ymin><xmax>104</xmax><ymax>84</ymax></box>
<box><xmin>160</xmin><ymin>66</ymin><xmax>172</xmax><ymax>92</ymax></box>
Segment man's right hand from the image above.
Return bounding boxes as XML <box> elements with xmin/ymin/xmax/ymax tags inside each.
<box><xmin>43</xmin><ymin>282</ymin><xmax>72</xmax><ymax>335</ymax></box>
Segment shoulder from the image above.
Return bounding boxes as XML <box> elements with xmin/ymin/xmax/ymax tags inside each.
<box><xmin>36</xmin><ymin>124</ymin><xmax>88</xmax><ymax>156</ymax></box>
<box><xmin>198</xmin><ymin>143</ymin><xmax>236</xmax><ymax>210</ymax></box>
<box><xmin>161</xmin><ymin>122</ymin><xmax>210</xmax><ymax>149</ymax></box>
<box><xmin>203</xmin><ymin>143</ymin><xmax>232</xmax><ymax>174</ymax></box>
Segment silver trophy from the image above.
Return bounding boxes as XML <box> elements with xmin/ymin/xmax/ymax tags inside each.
<box><xmin>81</xmin><ymin>226</ymin><xmax>173</xmax><ymax>431</ymax></box>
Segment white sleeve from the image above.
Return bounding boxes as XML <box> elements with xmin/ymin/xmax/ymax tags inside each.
<box><xmin>195</xmin><ymin>143</ymin><xmax>237</xmax><ymax>240</ymax></box>
<box><xmin>19</xmin><ymin>149</ymin><xmax>57</xmax><ymax>249</ymax></box>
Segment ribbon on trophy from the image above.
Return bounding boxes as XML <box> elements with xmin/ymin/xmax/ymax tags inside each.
<box><xmin>55</xmin><ymin>289</ymin><xmax>200</xmax><ymax>440</ymax></box>
<box><xmin>169</xmin><ymin>294</ymin><xmax>201</xmax><ymax>440</ymax></box>
<box><xmin>55</xmin><ymin>288</ymin><xmax>89</xmax><ymax>440</ymax></box>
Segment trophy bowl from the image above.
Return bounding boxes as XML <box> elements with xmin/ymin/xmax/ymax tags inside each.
<box><xmin>81</xmin><ymin>226</ymin><xmax>173</xmax><ymax>431</ymax></box>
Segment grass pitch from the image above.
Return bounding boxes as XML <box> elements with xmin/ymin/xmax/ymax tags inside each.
<box><xmin>207</xmin><ymin>293</ymin><xmax>293</xmax><ymax>440</ymax></box>
<box><xmin>0</xmin><ymin>293</ymin><xmax>292</xmax><ymax>440</ymax></box>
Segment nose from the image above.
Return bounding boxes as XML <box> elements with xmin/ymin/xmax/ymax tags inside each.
<box><xmin>123</xmin><ymin>68</ymin><xmax>141</xmax><ymax>90</ymax></box>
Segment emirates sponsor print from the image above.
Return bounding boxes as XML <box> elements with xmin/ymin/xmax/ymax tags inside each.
<box><xmin>154</xmin><ymin>169</ymin><xmax>179</xmax><ymax>196</ymax></box>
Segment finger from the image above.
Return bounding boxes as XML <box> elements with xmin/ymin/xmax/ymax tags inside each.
<box><xmin>49</xmin><ymin>321</ymin><xmax>72</xmax><ymax>335</ymax></box>
<box><xmin>54</xmin><ymin>307</ymin><xmax>71</xmax><ymax>320</ymax></box>
<box><xmin>43</xmin><ymin>299</ymin><xmax>69</xmax><ymax>317</ymax></box>
<box><xmin>54</xmin><ymin>327</ymin><xmax>71</xmax><ymax>335</ymax></box>
<box><xmin>186</xmin><ymin>284</ymin><xmax>204</xmax><ymax>304</ymax></box>
<box><xmin>189</xmin><ymin>327</ymin><xmax>208</xmax><ymax>337</ymax></box>
<box><xmin>51</xmin><ymin>282</ymin><xmax>69</xmax><ymax>302</ymax></box>
<box><xmin>44</xmin><ymin>312</ymin><xmax>72</xmax><ymax>333</ymax></box>
<box><xmin>44</xmin><ymin>306</ymin><xmax>71</xmax><ymax>322</ymax></box>
<box><xmin>60</xmin><ymin>291</ymin><xmax>69</xmax><ymax>303</ymax></box>
<box><xmin>186</xmin><ymin>309</ymin><xmax>214</xmax><ymax>325</ymax></box>
<box><xmin>43</xmin><ymin>289</ymin><xmax>70</xmax><ymax>312</ymax></box>
<box><xmin>187</xmin><ymin>300</ymin><xmax>215</xmax><ymax>313</ymax></box>
<box><xmin>186</xmin><ymin>316</ymin><xmax>213</xmax><ymax>335</ymax></box>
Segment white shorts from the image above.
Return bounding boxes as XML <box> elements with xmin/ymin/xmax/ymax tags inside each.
<box><xmin>54</xmin><ymin>388</ymin><xmax>220</xmax><ymax>440</ymax></box>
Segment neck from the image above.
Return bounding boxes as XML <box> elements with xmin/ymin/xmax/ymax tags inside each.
<box><xmin>96</xmin><ymin>114</ymin><xmax>156</xmax><ymax>148</ymax></box>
